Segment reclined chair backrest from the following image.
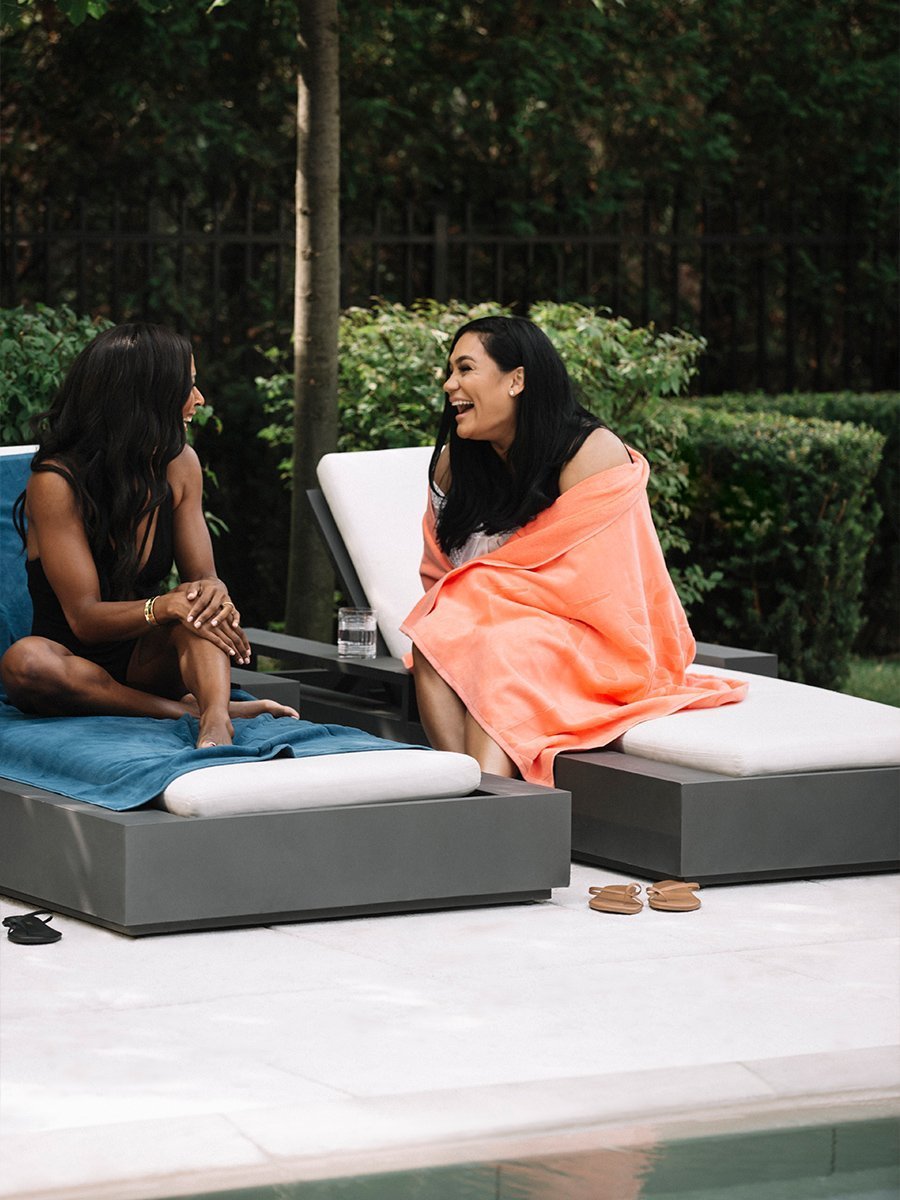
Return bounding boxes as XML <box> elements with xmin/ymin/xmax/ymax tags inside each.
<box><xmin>316</xmin><ymin>446</ymin><xmax>433</xmax><ymax>660</ymax></box>
<box><xmin>0</xmin><ymin>446</ymin><xmax>37</xmax><ymax>700</ymax></box>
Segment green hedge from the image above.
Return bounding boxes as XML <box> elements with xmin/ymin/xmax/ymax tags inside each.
<box><xmin>674</xmin><ymin>405</ymin><xmax>885</xmax><ymax>688</ymax></box>
<box><xmin>691</xmin><ymin>392</ymin><xmax>899</xmax><ymax>655</ymax></box>
<box><xmin>0</xmin><ymin>304</ymin><xmax>114</xmax><ymax>445</ymax></box>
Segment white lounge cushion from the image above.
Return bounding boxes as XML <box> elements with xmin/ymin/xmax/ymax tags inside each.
<box><xmin>161</xmin><ymin>749</ymin><xmax>482</xmax><ymax>818</ymax></box>
<box><xmin>317</xmin><ymin>447</ymin><xmax>433</xmax><ymax>660</ymax></box>
<box><xmin>619</xmin><ymin>664</ymin><xmax>900</xmax><ymax>777</ymax></box>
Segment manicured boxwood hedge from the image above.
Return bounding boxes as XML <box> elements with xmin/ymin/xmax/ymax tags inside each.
<box><xmin>673</xmin><ymin>404</ymin><xmax>885</xmax><ymax>689</ymax></box>
<box><xmin>693</xmin><ymin>392</ymin><xmax>899</xmax><ymax>654</ymax></box>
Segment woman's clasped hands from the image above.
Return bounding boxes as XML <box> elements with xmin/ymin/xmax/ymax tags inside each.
<box><xmin>157</xmin><ymin>580</ymin><xmax>252</xmax><ymax>664</ymax></box>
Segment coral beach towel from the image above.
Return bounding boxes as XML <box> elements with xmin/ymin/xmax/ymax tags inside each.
<box><xmin>401</xmin><ymin>451</ymin><xmax>747</xmax><ymax>786</ymax></box>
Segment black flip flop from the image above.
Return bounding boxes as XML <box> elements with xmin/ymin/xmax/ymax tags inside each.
<box><xmin>2</xmin><ymin>910</ymin><xmax>62</xmax><ymax>945</ymax></box>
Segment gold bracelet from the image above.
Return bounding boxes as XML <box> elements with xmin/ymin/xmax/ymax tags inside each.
<box><xmin>144</xmin><ymin>595</ymin><xmax>160</xmax><ymax>626</ymax></box>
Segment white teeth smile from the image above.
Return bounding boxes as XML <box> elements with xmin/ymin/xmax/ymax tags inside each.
<box><xmin>451</xmin><ymin>401</ymin><xmax>474</xmax><ymax>412</ymax></box>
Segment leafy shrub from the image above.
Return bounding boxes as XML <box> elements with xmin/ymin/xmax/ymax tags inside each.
<box><xmin>693</xmin><ymin>391</ymin><xmax>899</xmax><ymax>655</ymax></box>
<box><xmin>258</xmin><ymin>299</ymin><xmax>715</xmax><ymax>608</ymax></box>
<box><xmin>674</xmin><ymin>405</ymin><xmax>885</xmax><ymax>688</ymax></box>
<box><xmin>0</xmin><ymin>304</ymin><xmax>113</xmax><ymax>445</ymax></box>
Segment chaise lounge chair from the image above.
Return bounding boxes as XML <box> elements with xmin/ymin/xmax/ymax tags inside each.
<box><xmin>245</xmin><ymin>446</ymin><xmax>900</xmax><ymax>886</ymax></box>
<box><xmin>0</xmin><ymin>446</ymin><xmax>570</xmax><ymax>935</ymax></box>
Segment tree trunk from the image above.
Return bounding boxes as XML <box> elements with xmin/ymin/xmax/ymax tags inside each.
<box><xmin>285</xmin><ymin>0</ymin><xmax>340</xmax><ymax>637</ymax></box>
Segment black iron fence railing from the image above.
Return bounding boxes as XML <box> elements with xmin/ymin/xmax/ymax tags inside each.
<box><xmin>2</xmin><ymin>190</ymin><xmax>895</xmax><ymax>394</ymax></box>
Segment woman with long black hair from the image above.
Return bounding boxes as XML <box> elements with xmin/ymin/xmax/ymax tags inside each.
<box><xmin>402</xmin><ymin>315</ymin><xmax>744</xmax><ymax>784</ymax></box>
<box><xmin>0</xmin><ymin>322</ymin><xmax>298</xmax><ymax>747</ymax></box>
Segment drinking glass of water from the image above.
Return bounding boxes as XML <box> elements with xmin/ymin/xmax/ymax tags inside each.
<box><xmin>337</xmin><ymin>607</ymin><xmax>377</xmax><ymax>659</ymax></box>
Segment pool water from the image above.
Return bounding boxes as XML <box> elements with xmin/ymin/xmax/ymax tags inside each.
<box><xmin>172</xmin><ymin>1116</ymin><xmax>899</xmax><ymax>1199</ymax></box>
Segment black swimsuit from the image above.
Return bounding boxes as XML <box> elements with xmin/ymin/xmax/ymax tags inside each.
<box><xmin>27</xmin><ymin>492</ymin><xmax>175</xmax><ymax>685</ymax></box>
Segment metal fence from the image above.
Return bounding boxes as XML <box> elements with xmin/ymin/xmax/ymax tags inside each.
<box><xmin>2</xmin><ymin>190</ymin><xmax>895</xmax><ymax>394</ymax></box>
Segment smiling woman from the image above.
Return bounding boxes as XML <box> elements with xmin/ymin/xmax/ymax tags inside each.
<box><xmin>402</xmin><ymin>315</ymin><xmax>746</xmax><ymax>784</ymax></box>
<box><xmin>443</xmin><ymin>331</ymin><xmax>523</xmax><ymax>456</ymax></box>
<box><xmin>0</xmin><ymin>323</ymin><xmax>299</xmax><ymax>747</ymax></box>
<box><xmin>429</xmin><ymin>316</ymin><xmax>628</xmax><ymax>558</ymax></box>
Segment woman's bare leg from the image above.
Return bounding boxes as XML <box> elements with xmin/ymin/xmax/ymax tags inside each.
<box><xmin>411</xmin><ymin>646</ymin><xmax>466</xmax><ymax>752</ymax></box>
<box><xmin>412</xmin><ymin>646</ymin><xmax>520</xmax><ymax>776</ymax></box>
<box><xmin>129</xmin><ymin>626</ymin><xmax>299</xmax><ymax>747</ymax></box>
<box><xmin>2</xmin><ymin>634</ymin><xmax>299</xmax><ymax>749</ymax></box>
<box><xmin>1</xmin><ymin>637</ymin><xmax>190</xmax><ymax>719</ymax></box>
<box><xmin>464</xmin><ymin>713</ymin><xmax>520</xmax><ymax>778</ymax></box>
<box><xmin>169</xmin><ymin>624</ymin><xmax>234</xmax><ymax>747</ymax></box>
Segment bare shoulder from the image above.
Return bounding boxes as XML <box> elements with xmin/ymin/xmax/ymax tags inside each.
<box><xmin>27</xmin><ymin>463</ymin><xmax>77</xmax><ymax>513</ymax></box>
<box><xmin>559</xmin><ymin>428</ymin><xmax>631</xmax><ymax>493</ymax></box>
<box><xmin>167</xmin><ymin>444</ymin><xmax>202</xmax><ymax>502</ymax></box>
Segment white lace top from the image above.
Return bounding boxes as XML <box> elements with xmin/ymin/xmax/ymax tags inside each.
<box><xmin>431</xmin><ymin>485</ymin><xmax>518</xmax><ymax>568</ymax></box>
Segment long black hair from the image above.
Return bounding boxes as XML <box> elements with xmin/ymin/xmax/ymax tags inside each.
<box><xmin>430</xmin><ymin>316</ymin><xmax>604</xmax><ymax>554</ymax></box>
<box><xmin>15</xmin><ymin>322</ymin><xmax>192</xmax><ymax>599</ymax></box>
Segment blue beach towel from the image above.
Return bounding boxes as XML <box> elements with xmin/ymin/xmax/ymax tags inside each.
<box><xmin>0</xmin><ymin>704</ymin><xmax>424</xmax><ymax>811</ymax></box>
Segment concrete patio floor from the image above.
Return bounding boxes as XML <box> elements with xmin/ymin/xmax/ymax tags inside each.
<box><xmin>1</xmin><ymin>864</ymin><xmax>898</xmax><ymax>1200</ymax></box>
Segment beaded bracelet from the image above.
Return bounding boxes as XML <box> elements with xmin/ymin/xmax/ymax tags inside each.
<box><xmin>143</xmin><ymin>595</ymin><xmax>160</xmax><ymax>626</ymax></box>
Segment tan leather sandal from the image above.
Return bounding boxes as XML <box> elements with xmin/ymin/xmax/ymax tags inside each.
<box><xmin>646</xmin><ymin>880</ymin><xmax>701</xmax><ymax>912</ymax></box>
<box><xmin>588</xmin><ymin>883</ymin><xmax>643</xmax><ymax>914</ymax></box>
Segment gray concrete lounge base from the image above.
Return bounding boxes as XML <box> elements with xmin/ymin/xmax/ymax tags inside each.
<box><xmin>0</xmin><ymin>774</ymin><xmax>571</xmax><ymax>936</ymax></box>
<box><xmin>559</xmin><ymin>751</ymin><xmax>900</xmax><ymax>884</ymax></box>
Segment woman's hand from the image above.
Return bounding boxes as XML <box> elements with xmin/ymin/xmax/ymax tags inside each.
<box><xmin>181</xmin><ymin>577</ymin><xmax>232</xmax><ymax>627</ymax></box>
<box><xmin>156</xmin><ymin>582</ymin><xmax>252</xmax><ymax>664</ymax></box>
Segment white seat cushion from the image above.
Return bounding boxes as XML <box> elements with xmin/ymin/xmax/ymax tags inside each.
<box><xmin>619</xmin><ymin>665</ymin><xmax>900</xmax><ymax>776</ymax></box>
<box><xmin>317</xmin><ymin>447</ymin><xmax>432</xmax><ymax>659</ymax></box>
<box><xmin>161</xmin><ymin>749</ymin><xmax>482</xmax><ymax>818</ymax></box>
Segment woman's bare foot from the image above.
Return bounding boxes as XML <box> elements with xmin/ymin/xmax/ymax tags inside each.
<box><xmin>196</xmin><ymin>710</ymin><xmax>234</xmax><ymax>748</ymax></box>
<box><xmin>228</xmin><ymin>699</ymin><xmax>300</xmax><ymax>720</ymax></box>
<box><xmin>188</xmin><ymin>698</ymin><xmax>299</xmax><ymax>745</ymax></box>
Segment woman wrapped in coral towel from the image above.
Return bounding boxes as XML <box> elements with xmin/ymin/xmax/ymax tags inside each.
<box><xmin>401</xmin><ymin>316</ymin><xmax>746</xmax><ymax>787</ymax></box>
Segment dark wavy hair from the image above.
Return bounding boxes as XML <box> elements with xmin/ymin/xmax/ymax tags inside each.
<box><xmin>14</xmin><ymin>322</ymin><xmax>191</xmax><ymax>599</ymax></box>
<box><xmin>429</xmin><ymin>315</ymin><xmax>604</xmax><ymax>553</ymax></box>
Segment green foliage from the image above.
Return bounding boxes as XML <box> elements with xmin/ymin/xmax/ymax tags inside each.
<box><xmin>845</xmin><ymin>655</ymin><xmax>900</xmax><ymax>708</ymax></box>
<box><xmin>694</xmin><ymin>391</ymin><xmax>900</xmax><ymax>656</ymax></box>
<box><xmin>8</xmin><ymin>1</ymin><xmax>895</xmax><ymax>241</ymax></box>
<box><xmin>257</xmin><ymin>299</ymin><xmax>716</xmax><ymax>610</ymax></box>
<box><xmin>340</xmin><ymin>1</ymin><xmax>610</xmax><ymax>230</ymax></box>
<box><xmin>528</xmin><ymin>302</ymin><xmax>705</xmax><ymax>424</ymax></box>
<box><xmin>675</xmin><ymin>405</ymin><xmax>885</xmax><ymax>689</ymax></box>
<box><xmin>0</xmin><ymin>304</ymin><xmax>113</xmax><ymax>445</ymax></box>
<box><xmin>4</xmin><ymin>0</ymin><xmax>297</xmax><ymax>210</ymax></box>
<box><xmin>340</xmin><ymin>0</ymin><xmax>897</xmax><ymax>238</ymax></box>
<box><xmin>5</xmin><ymin>1</ymin><xmax>894</xmax><ymax>426</ymax></box>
